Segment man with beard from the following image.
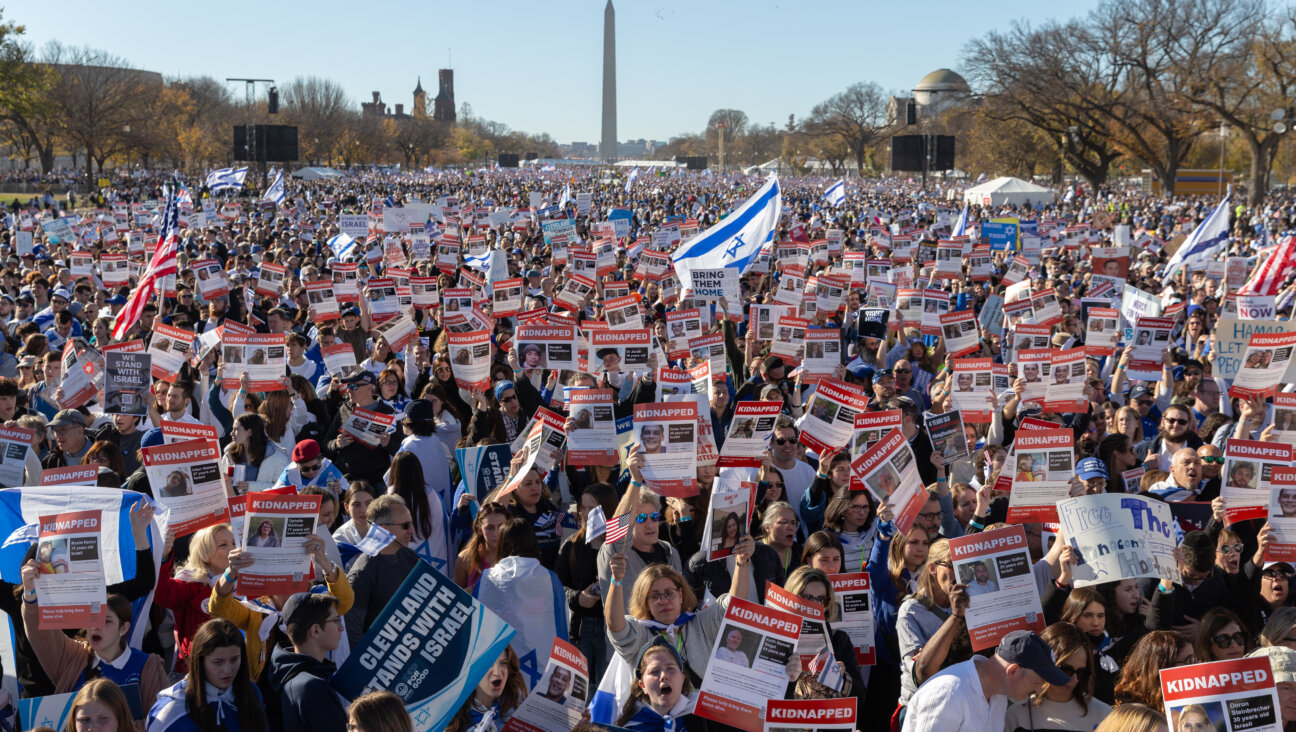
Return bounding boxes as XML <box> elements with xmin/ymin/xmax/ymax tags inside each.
<box><xmin>1135</xmin><ymin>403</ymin><xmax>1202</xmax><ymax>472</ymax></box>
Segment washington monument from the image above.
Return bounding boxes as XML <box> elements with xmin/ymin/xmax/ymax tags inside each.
<box><xmin>601</xmin><ymin>0</ymin><xmax>616</xmax><ymax>161</ymax></box>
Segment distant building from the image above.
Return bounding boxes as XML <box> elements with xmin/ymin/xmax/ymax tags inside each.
<box><xmin>362</xmin><ymin>72</ymin><xmax>455</xmax><ymax>123</ymax></box>
<box><xmin>887</xmin><ymin>68</ymin><xmax>971</xmax><ymax>126</ymax></box>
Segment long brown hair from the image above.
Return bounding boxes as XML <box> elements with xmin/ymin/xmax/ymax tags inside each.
<box><xmin>447</xmin><ymin>646</ymin><xmax>527</xmax><ymax>732</ymax></box>
<box><xmin>64</xmin><ymin>678</ymin><xmax>134</xmax><ymax>732</ymax></box>
<box><xmin>1036</xmin><ymin>622</ymin><xmax>1095</xmax><ymax>713</ymax></box>
<box><xmin>228</xmin><ymin>412</ymin><xmax>268</xmax><ymax>466</ymax></box>
<box><xmin>258</xmin><ymin>390</ymin><xmax>293</xmax><ymax>443</ymax></box>
<box><xmin>1113</xmin><ymin>629</ymin><xmax>1189</xmax><ymax>708</ymax></box>
<box><xmin>888</xmin><ymin>527</ymin><xmax>930</xmax><ymax>598</ymax></box>
<box><xmin>347</xmin><ymin>690</ymin><xmax>413</xmax><ymax>732</ymax></box>
<box><xmin>185</xmin><ymin>619</ymin><xmax>268</xmax><ymax>732</ymax></box>
<box><xmin>1060</xmin><ymin>586</ymin><xmax>1106</xmax><ymax>632</ymax></box>
<box><xmin>463</xmin><ymin>502</ymin><xmax>510</xmax><ymax>575</ymax></box>
<box><xmin>573</xmin><ymin>483</ymin><xmax>618</xmax><ymax>547</ymax></box>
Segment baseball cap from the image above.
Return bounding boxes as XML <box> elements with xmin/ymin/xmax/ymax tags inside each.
<box><xmin>139</xmin><ymin>428</ymin><xmax>165</xmax><ymax>450</ymax></box>
<box><xmin>106</xmin><ymin>295</ymin><xmax>127</xmax><ymax>306</ymax></box>
<box><xmin>1128</xmin><ymin>385</ymin><xmax>1152</xmax><ymax>401</ymax></box>
<box><xmin>1076</xmin><ymin>457</ymin><xmax>1108</xmax><ymax>481</ymax></box>
<box><xmin>51</xmin><ymin>288</ymin><xmax>71</xmax><ymax>302</ymax></box>
<box><xmin>343</xmin><ymin>370</ymin><xmax>377</xmax><ymax>388</ymax></box>
<box><xmin>996</xmin><ymin>630</ymin><xmax>1069</xmax><ymax>686</ymax></box>
<box><xmin>341</xmin><ymin>306</ymin><xmax>360</xmax><ymax>319</ymax></box>
<box><xmin>48</xmin><ymin>410</ymin><xmax>87</xmax><ymax>429</ymax></box>
<box><xmin>1248</xmin><ymin>646</ymin><xmax>1296</xmax><ymax>684</ymax></box>
<box><xmin>403</xmin><ymin>399</ymin><xmax>436</xmax><ymax>422</ymax></box>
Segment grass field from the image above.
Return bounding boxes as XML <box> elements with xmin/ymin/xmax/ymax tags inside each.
<box><xmin>0</xmin><ymin>192</ymin><xmax>55</xmax><ymax>206</ymax></box>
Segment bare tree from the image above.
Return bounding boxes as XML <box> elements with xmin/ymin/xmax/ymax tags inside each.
<box><xmin>281</xmin><ymin>76</ymin><xmax>351</xmax><ymax>166</ymax></box>
<box><xmin>803</xmin><ymin>83</ymin><xmax>888</xmax><ymax>175</ymax></box>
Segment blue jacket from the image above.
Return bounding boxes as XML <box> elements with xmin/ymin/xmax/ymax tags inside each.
<box><xmin>146</xmin><ymin>678</ymin><xmax>263</xmax><ymax>732</ymax></box>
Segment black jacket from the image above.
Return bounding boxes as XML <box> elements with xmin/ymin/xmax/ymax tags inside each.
<box><xmin>268</xmin><ymin>645</ymin><xmax>347</xmax><ymax>732</ymax></box>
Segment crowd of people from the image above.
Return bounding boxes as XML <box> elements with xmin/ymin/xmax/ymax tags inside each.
<box><xmin>0</xmin><ymin>164</ymin><xmax>1293</xmax><ymax>732</ymax></box>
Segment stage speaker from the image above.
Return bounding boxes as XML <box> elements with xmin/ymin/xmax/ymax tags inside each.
<box><xmin>233</xmin><ymin>125</ymin><xmax>299</xmax><ymax>162</ymax></box>
<box><xmin>498</xmin><ymin>153</ymin><xmax>520</xmax><ymax>168</ymax></box>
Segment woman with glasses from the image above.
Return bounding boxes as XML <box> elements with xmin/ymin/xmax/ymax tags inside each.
<box><xmin>1114</xmin><ymin>406</ymin><xmax>1145</xmax><ymax>445</ymax></box>
<box><xmin>1194</xmin><ymin>607</ymin><xmax>1251</xmax><ymax>662</ymax></box>
<box><xmin>604</xmin><ymin>531</ymin><xmax>755</xmax><ymax>687</ymax></box>
<box><xmin>376</xmin><ymin>366</ymin><xmax>409</xmax><ymax>413</ymax></box>
<box><xmin>897</xmin><ymin>538</ymin><xmax>972</xmax><ymax>706</ymax></box>
<box><xmin>822</xmin><ymin>488</ymin><xmax>876</xmax><ymax>572</ymax></box>
<box><xmin>1004</xmin><ymin>622</ymin><xmax>1112</xmax><ymax>732</ymax></box>
<box><xmin>1238</xmin><ymin>527</ymin><xmax>1294</xmax><ymax>636</ymax></box>
<box><xmin>1215</xmin><ymin>528</ymin><xmax>1244</xmax><ymax>575</ymax></box>
<box><xmin>750</xmin><ymin>466</ymin><xmax>785</xmax><ymax>539</ymax></box>
<box><xmin>783</xmin><ymin>566</ymin><xmax>866</xmax><ymax>706</ymax></box>
<box><xmin>597</xmin><ymin>485</ymin><xmax>684</xmax><ymax>598</ymax></box>
<box><xmin>1113</xmin><ymin>630</ymin><xmax>1194</xmax><ymax>708</ymax></box>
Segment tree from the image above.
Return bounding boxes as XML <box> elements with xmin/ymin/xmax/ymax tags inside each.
<box><xmin>281</xmin><ymin>76</ymin><xmax>351</xmax><ymax>166</ymax></box>
<box><xmin>803</xmin><ymin>82</ymin><xmax>888</xmax><ymax>175</ymax></box>
<box><xmin>41</xmin><ymin>42</ymin><xmax>159</xmax><ymax>174</ymax></box>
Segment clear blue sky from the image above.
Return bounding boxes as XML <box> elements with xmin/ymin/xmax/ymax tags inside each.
<box><xmin>5</xmin><ymin>0</ymin><xmax>1100</xmax><ymax>144</ymax></box>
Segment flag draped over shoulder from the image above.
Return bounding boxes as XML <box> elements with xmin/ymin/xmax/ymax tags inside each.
<box><xmin>672</xmin><ymin>173</ymin><xmax>781</xmax><ymax>287</ymax></box>
<box><xmin>471</xmin><ymin>556</ymin><xmax>568</xmax><ymax>688</ymax></box>
<box><xmin>112</xmin><ymin>186</ymin><xmax>180</xmax><ymax>339</ymax></box>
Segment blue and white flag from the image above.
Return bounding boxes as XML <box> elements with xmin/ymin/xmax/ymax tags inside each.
<box><xmin>463</xmin><ymin>250</ymin><xmax>492</xmax><ymax>272</ymax></box>
<box><xmin>584</xmin><ymin>505</ymin><xmax>607</xmax><ymax>544</ymax></box>
<box><xmin>952</xmin><ymin>202</ymin><xmax>970</xmax><ymax>237</ymax></box>
<box><xmin>559</xmin><ymin>184</ymin><xmax>572</xmax><ymax>211</ymax></box>
<box><xmin>624</xmin><ymin>166</ymin><xmax>639</xmax><ymax>193</ymax></box>
<box><xmin>328</xmin><ymin>233</ymin><xmax>358</xmax><ymax>260</ymax></box>
<box><xmin>383</xmin><ymin>194</ymin><xmax>397</xmax><ymax>208</ymax></box>
<box><xmin>1164</xmin><ymin>189</ymin><xmax>1232</xmax><ymax>278</ymax></box>
<box><xmin>588</xmin><ymin>613</ymin><xmax>697</xmax><ymax>725</ymax></box>
<box><xmin>672</xmin><ymin>173</ymin><xmax>781</xmax><ymax>288</ymax></box>
<box><xmin>824</xmin><ymin>179</ymin><xmax>846</xmax><ymax>207</ymax></box>
<box><xmin>262</xmin><ymin>169</ymin><xmax>285</xmax><ymax>205</ymax></box>
<box><xmin>205</xmin><ymin>167</ymin><xmax>247</xmax><ymax>193</ymax></box>
<box><xmin>472</xmin><ymin>556</ymin><xmax>568</xmax><ymax>688</ymax></box>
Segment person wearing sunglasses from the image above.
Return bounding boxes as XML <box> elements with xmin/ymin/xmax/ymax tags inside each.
<box><xmin>343</xmin><ymin>495</ymin><xmax>419</xmax><ymax>649</ymax></box>
<box><xmin>1004</xmin><ymin>622</ymin><xmax>1112</xmax><ymax>731</ymax></box>
<box><xmin>1135</xmin><ymin>403</ymin><xmax>1201</xmax><ymax>474</ymax></box>
<box><xmin>1214</xmin><ymin>528</ymin><xmax>1245</xmax><ymax>575</ymax></box>
<box><xmin>596</xmin><ymin>485</ymin><xmax>684</xmax><ymax>599</ymax></box>
<box><xmin>1196</xmin><ymin>444</ymin><xmax>1224</xmax><ymax>498</ymax></box>
<box><xmin>275</xmin><ymin>438</ymin><xmax>350</xmax><ymax>498</ymax></box>
<box><xmin>1193</xmin><ymin>607</ymin><xmax>1251</xmax><ymax>662</ymax></box>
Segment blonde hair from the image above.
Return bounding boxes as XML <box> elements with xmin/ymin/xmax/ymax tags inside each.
<box><xmin>1095</xmin><ymin>702</ymin><xmax>1168</xmax><ymax>732</ymax></box>
<box><xmin>785</xmin><ymin>566</ymin><xmax>839</xmax><ymax>623</ymax></box>
<box><xmin>913</xmin><ymin>538</ymin><xmax>951</xmax><ymax>609</ymax></box>
<box><xmin>178</xmin><ymin>523</ymin><xmax>233</xmax><ymax>580</ymax></box>
<box><xmin>887</xmin><ymin>527</ymin><xmax>930</xmax><ymax>598</ymax></box>
<box><xmin>1116</xmin><ymin>406</ymin><xmax>1145</xmax><ymax>443</ymax></box>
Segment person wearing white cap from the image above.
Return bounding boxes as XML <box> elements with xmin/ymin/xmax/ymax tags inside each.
<box><xmin>1246</xmin><ymin>645</ymin><xmax>1296</xmax><ymax>727</ymax></box>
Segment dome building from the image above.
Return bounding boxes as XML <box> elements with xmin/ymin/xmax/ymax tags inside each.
<box><xmin>887</xmin><ymin>68</ymin><xmax>972</xmax><ymax>126</ymax></box>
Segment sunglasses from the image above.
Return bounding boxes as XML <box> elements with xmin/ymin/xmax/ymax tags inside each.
<box><xmin>635</xmin><ymin>512</ymin><xmax>663</xmax><ymax>523</ymax></box>
<box><xmin>1201</xmin><ymin>456</ymin><xmax>1224</xmax><ymax>464</ymax></box>
<box><xmin>1263</xmin><ymin>568</ymin><xmax>1295</xmax><ymax>580</ymax></box>
<box><xmin>893</xmin><ymin>368</ymin><xmax>912</xmax><ymax>374</ymax></box>
<box><xmin>300</xmin><ymin>462</ymin><xmax>323</xmax><ymax>472</ymax></box>
<box><xmin>381</xmin><ymin>521</ymin><xmax>413</xmax><ymax>531</ymax></box>
<box><xmin>499</xmin><ymin>394</ymin><xmax>518</xmax><ymax>403</ymax></box>
<box><xmin>1059</xmin><ymin>664</ymin><xmax>1090</xmax><ymax>680</ymax></box>
<box><xmin>773</xmin><ymin>437</ymin><xmax>795</xmax><ymax>446</ymax></box>
<box><xmin>1162</xmin><ymin>417</ymin><xmax>1189</xmax><ymax>426</ymax></box>
<box><xmin>1217</xmin><ymin>543</ymin><xmax>1244</xmax><ymax>554</ymax></box>
<box><xmin>1212</xmin><ymin>631</ymin><xmax>1247</xmax><ymax>649</ymax></box>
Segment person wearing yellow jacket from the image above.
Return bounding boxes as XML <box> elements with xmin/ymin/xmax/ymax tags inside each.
<box><xmin>208</xmin><ymin>533</ymin><xmax>353</xmax><ymax>682</ymax></box>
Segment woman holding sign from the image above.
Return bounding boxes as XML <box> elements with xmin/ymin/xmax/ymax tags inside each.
<box><xmin>784</xmin><ymin>566</ymin><xmax>866</xmax><ymax>705</ymax></box>
<box><xmin>605</xmin><ymin>526</ymin><xmax>755</xmax><ymax>683</ymax></box>
<box><xmin>20</xmin><ymin>564</ymin><xmax>169</xmax><ymax>720</ymax></box>
<box><xmin>155</xmin><ymin>523</ymin><xmax>235</xmax><ymax>674</ymax></box>
<box><xmin>896</xmin><ymin>539</ymin><xmax>972</xmax><ymax>704</ymax></box>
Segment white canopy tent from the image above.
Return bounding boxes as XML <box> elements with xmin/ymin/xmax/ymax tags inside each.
<box><xmin>291</xmin><ymin>166</ymin><xmax>346</xmax><ymax>181</ymax></box>
<box><xmin>963</xmin><ymin>177</ymin><xmax>1053</xmax><ymax>207</ymax></box>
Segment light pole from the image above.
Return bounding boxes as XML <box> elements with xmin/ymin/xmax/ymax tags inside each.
<box><xmin>1218</xmin><ymin>122</ymin><xmax>1228</xmax><ymax>197</ymax></box>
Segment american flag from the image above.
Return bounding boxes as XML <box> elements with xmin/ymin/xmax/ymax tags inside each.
<box><xmin>604</xmin><ymin>512</ymin><xmax>634</xmax><ymax>545</ymax></box>
<box><xmin>112</xmin><ymin>185</ymin><xmax>180</xmax><ymax>339</ymax></box>
<box><xmin>1241</xmin><ymin>235</ymin><xmax>1296</xmax><ymax>295</ymax></box>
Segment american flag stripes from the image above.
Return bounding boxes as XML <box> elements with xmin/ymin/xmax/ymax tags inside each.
<box><xmin>111</xmin><ymin>186</ymin><xmax>180</xmax><ymax>339</ymax></box>
<box><xmin>1241</xmin><ymin>235</ymin><xmax>1296</xmax><ymax>296</ymax></box>
<box><xmin>604</xmin><ymin>512</ymin><xmax>634</xmax><ymax>545</ymax></box>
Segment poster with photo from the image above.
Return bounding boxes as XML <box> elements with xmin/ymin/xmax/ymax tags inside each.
<box><xmin>236</xmin><ymin>492</ymin><xmax>320</xmax><ymax>596</ymax></box>
<box><xmin>939</xmin><ymin>309</ymin><xmax>980</xmax><ymax>358</ymax></box>
<box><xmin>305</xmin><ymin>280</ymin><xmax>340</xmax><ymax>323</ymax></box>
<box><xmin>102</xmin><ymin>351</ymin><xmax>150</xmax><ymax>417</ymax></box>
<box><xmin>1030</xmin><ymin>288</ymin><xmax>1063</xmax><ymax>327</ymax></box>
<box><xmin>1222</xmin><ymin>439</ymin><xmax>1296</xmax><ymax>524</ymax></box>
<box><xmin>1085</xmin><ymin>306</ymin><xmax>1121</xmax><ymax>352</ymax></box>
<box><xmin>374</xmin><ymin>312</ymin><xmax>417</xmax><ymax>352</ymax></box>
<box><xmin>694</xmin><ymin>597</ymin><xmax>801</xmax><ymax>732</ymax></box>
<box><xmin>703</xmin><ymin>476</ymin><xmax>755</xmax><ymax>563</ymax></box>
<box><xmin>925</xmin><ymin>411</ymin><xmax>969</xmax><ymax>466</ymax></box>
<box><xmin>1266</xmin><ymin>468</ymin><xmax>1296</xmax><ymax>563</ymax></box>
<box><xmin>501</xmin><ymin>638</ymin><xmax>590</xmax><ymax>732</ymax></box>
<box><xmin>500</xmin><ymin>410</ymin><xmax>569</xmax><ymax>497</ymax></box>
<box><xmin>769</xmin><ymin>315</ymin><xmax>809</xmax><ymax>368</ymax></box>
<box><xmin>322</xmin><ymin>343</ymin><xmax>357</xmax><ymax>377</ymax></box>
<box><xmin>657</xmin><ymin>362</ymin><xmax>711</xmax><ymax>402</ymax></box>
<box><xmin>1160</xmin><ymin>657</ymin><xmax>1282</xmax><ymax>732</ymax></box>
<box><xmin>748</xmin><ymin>305</ymin><xmax>791</xmax><ymax>342</ymax></box>
<box><xmin>254</xmin><ymin>262</ymin><xmax>286</xmax><ymax>298</ymax></box>
<box><xmin>718</xmin><ymin>401</ymin><xmax>782</xmax><ymax>468</ymax></box>
<box><xmin>32</xmin><ymin>510</ymin><xmax>106</xmax><ymax>629</ymax></box>
<box><xmin>516</xmin><ymin>323</ymin><xmax>578</xmax><ymax>372</ymax></box>
<box><xmin>689</xmin><ymin>332</ymin><xmax>727</xmax><ymax>377</ymax></box>
<box><xmin>446</xmin><ymin>330</ymin><xmax>492</xmax><ymax>392</ymax></box>
<box><xmin>920</xmin><ymin>289</ymin><xmax>951</xmax><ymax>337</ymax></box>
<box><xmin>851</xmin><ymin>410</ymin><xmax>902</xmax><ymax>459</ymax></box>
<box><xmin>191</xmin><ymin>258</ymin><xmax>228</xmax><ymax>299</ymax></box>
<box><xmin>1128</xmin><ymin>316</ymin><xmax>1175</xmax><ymax>381</ymax></box>
<box><xmin>0</xmin><ymin>425</ymin><xmax>33</xmax><ymax>488</ymax></box>
<box><xmin>1045</xmin><ymin>349</ymin><xmax>1088</xmax><ymax>414</ymax></box>
<box><xmin>764</xmin><ymin>582</ymin><xmax>830</xmax><ymax>662</ymax></box>
<box><xmin>142</xmin><ymin>438</ymin><xmax>228</xmax><ymax>536</ymax></box>
<box><xmin>603</xmin><ymin>294</ymin><xmax>643</xmax><ymax>331</ymax></box>
<box><xmin>828</xmin><ymin>573</ymin><xmax>875</xmax><ymax>665</ymax></box>
<box><xmin>410</xmin><ymin>276</ymin><xmax>440</xmax><ymax>309</ymax></box>
<box><xmin>949</xmin><ymin>358</ymin><xmax>996</xmax><ymax>423</ymax></box>
<box><xmin>100</xmin><ymin>253</ymin><xmax>130</xmax><ymax>288</ymax></box>
<box><xmin>554</xmin><ymin>273</ymin><xmax>597</xmax><ymax>311</ymax></box>
<box><xmin>1007</xmin><ymin>428</ymin><xmax>1074</xmax><ymax>523</ymax></box>
<box><xmin>57</xmin><ymin>340</ymin><xmax>102</xmax><ymax>409</ymax></box>
<box><xmin>949</xmin><ymin>526</ymin><xmax>1045</xmax><ymax>650</ymax></box>
<box><xmin>220</xmin><ymin>332</ymin><xmax>286</xmax><ymax>392</ymax></box>
<box><xmin>160</xmin><ymin>420</ymin><xmax>220</xmax><ymax>445</ymax></box>
<box><xmin>342</xmin><ymin>408</ymin><xmax>397</xmax><ymax>448</ymax></box>
<box><xmin>801</xmin><ymin>329</ymin><xmax>841</xmax><ymax>384</ymax></box>
<box><xmin>588</xmin><ymin>329</ymin><xmax>653</xmax><ymax>376</ymax></box>
<box><xmin>491</xmin><ymin>277</ymin><xmax>524</xmax><ymax>317</ymax></box>
<box><xmin>1017</xmin><ymin>349</ymin><xmax>1053</xmax><ymax>405</ymax></box>
<box><xmin>851</xmin><ymin>428</ymin><xmax>925</xmax><ymax>536</ymax></box>
<box><xmin>565</xmin><ymin>389</ymin><xmax>617</xmax><ymax>466</ymax></box>
<box><xmin>1274</xmin><ymin>393</ymin><xmax>1296</xmax><ymax>444</ymax></box>
<box><xmin>799</xmin><ymin>379</ymin><xmax>868</xmax><ymax>454</ymax></box>
<box><xmin>1229</xmin><ymin>331</ymin><xmax>1296</xmax><ymax>399</ymax></box>
<box><xmin>632</xmin><ymin>402</ymin><xmax>700</xmax><ymax>497</ymax></box>
<box><xmin>148</xmin><ymin>323</ymin><xmax>195</xmax><ymax>380</ymax></box>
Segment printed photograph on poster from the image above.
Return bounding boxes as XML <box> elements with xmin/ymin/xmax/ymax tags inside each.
<box><xmin>632</xmin><ymin>402</ymin><xmax>699</xmax><ymax>497</ymax></box>
<box><xmin>851</xmin><ymin>428</ymin><xmax>925</xmax><ymax>535</ymax></box>
<box><xmin>1016</xmin><ymin>349</ymin><xmax>1053</xmax><ymax>405</ymax></box>
<box><xmin>1127</xmin><ymin>316</ymin><xmax>1175</xmax><ymax>381</ymax></box>
<box><xmin>925</xmin><ymin>411</ymin><xmax>969</xmax><ymax>466</ymax></box>
<box><xmin>694</xmin><ymin>597</ymin><xmax>801</xmax><ymax>732</ymax></box>
<box><xmin>343</xmin><ymin>408</ymin><xmax>397</xmax><ymax>448</ymax></box>
<box><xmin>799</xmin><ymin>379</ymin><xmax>868</xmax><ymax>454</ymax></box>
<box><xmin>828</xmin><ymin>573</ymin><xmax>875</xmax><ymax>666</ymax></box>
<box><xmin>516</xmin><ymin>324</ymin><xmax>578</xmax><ymax>372</ymax></box>
<box><xmin>1160</xmin><ymin>657</ymin><xmax>1282</xmax><ymax>732</ymax></box>
<box><xmin>220</xmin><ymin>332</ymin><xmax>287</xmax><ymax>392</ymax></box>
<box><xmin>704</xmin><ymin>482</ymin><xmax>753</xmax><ymax>562</ymax></box>
<box><xmin>32</xmin><ymin>510</ymin><xmax>106</xmax><ymax>629</ymax></box>
<box><xmin>718</xmin><ymin>401</ymin><xmax>782</xmax><ymax>468</ymax></box>
<box><xmin>1007</xmin><ymin>428</ymin><xmax>1074</xmax><ymax>523</ymax></box>
<box><xmin>1222</xmin><ymin>440</ymin><xmax>1295</xmax><ymax>524</ymax></box>
<box><xmin>852</xmin><ymin>410</ymin><xmax>902</xmax><ymax>458</ymax></box>
<box><xmin>500</xmin><ymin>638</ymin><xmax>589</xmax><ymax>732</ymax></box>
<box><xmin>949</xmin><ymin>359</ymin><xmax>996</xmax><ymax>423</ymax></box>
<box><xmin>938</xmin><ymin>310</ymin><xmax>980</xmax><ymax>357</ymax></box>
<box><xmin>1273</xmin><ymin>393</ymin><xmax>1296</xmax><ymax>443</ymax></box>
<box><xmin>142</xmin><ymin>438</ymin><xmax>228</xmax><ymax>536</ymax></box>
<box><xmin>1229</xmin><ymin>331</ymin><xmax>1296</xmax><ymax>399</ymax></box>
<box><xmin>1045</xmin><ymin>349</ymin><xmax>1088</xmax><ymax>413</ymax></box>
<box><xmin>1267</xmin><ymin>468</ymin><xmax>1296</xmax><ymax>563</ymax></box>
<box><xmin>447</xmin><ymin>330</ymin><xmax>492</xmax><ymax>392</ymax></box>
<box><xmin>237</xmin><ymin>493</ymin><xmax>320</xmax><ymax>596</ymax></box>
<box><xmin>948</xmin><ymin>526</ymin><xmax>1045</xmax><ymax>650</ymax></box>
<box><xmin>305</xmin><ymin>280</ymin><xmax>340</xmax><ymax>323</ymax></box>
<box><xmin>588</xmin><ymin>329</ymin><xmax>652</xmax><ymax>376</ymax></box>
<box><xmin>565</xmin><ymin>389</ymin><xmax>617</xmax><ymax>466</ymax></box>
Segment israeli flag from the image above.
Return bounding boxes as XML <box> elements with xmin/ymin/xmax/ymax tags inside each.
<box><xmin>328</xmin><ymin>233</ymin><xmax>358</xmax><ymax>260</ymax></box>
<box><xmin>559</xmin><ymin>183</ymin><xmax>572</xmax><ymax>211</ymax></box>
<box><xmin>824</xmin><ymin>179</ymin><xmax>846</xmax><ymax>207</ymax></box>
<box><xmin>1164</xmin><ymin>188</ymin><xmax>1232</xmax><ymax>278</ymax></box>
<box><xmin>952</xmin><ymin>202</ymin><xmax>969</xmax><ymax>237</ymax></box>
<box><xmin>262</xmin><ymin>169</ymin><xmax>285</xmax><ymax>205</ymax></box>
<box><xmin>383</xmin><ymin>194</ymin><xmax>397</xmax><ymax>208</ymax></box>
<box><xmin>672</xmin><ymin>173</ymin><xmax>781</xmax><ymax>288</ymax></box>
<box><xmin>463</xmin><ymin>250</ymin><xmax>492</xmax><ymax>272</ymax></box>
<box><xmin>624</xmin><ymin>166</ymin><xmax>639</xmax><ymax>193</ymax></box>
<box><xmin>205</xmin><ymin>167</ymin><xmax>247</xmax><ymax>193</ymax></box>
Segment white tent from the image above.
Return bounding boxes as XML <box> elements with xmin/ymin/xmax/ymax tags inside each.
<box><xmin>291</xmin><ymin>166</ymin><xmax>345</xmax><ymax>181</ymax></box>
<box><xmin>963</xmin><ymin>177</ymin><xmax>1053</xmax><ymax>207</ymax></box>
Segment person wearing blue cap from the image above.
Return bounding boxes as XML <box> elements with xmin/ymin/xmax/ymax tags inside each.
<box><xmin>469</xmin><ymin>379</ymin><xmax>537</xmax><ymax>445</ymax></box>
<box><xmin>1076</xmin><ymin>457</ymin><xmax>1109</xmax><ymax>495</ymax></box>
